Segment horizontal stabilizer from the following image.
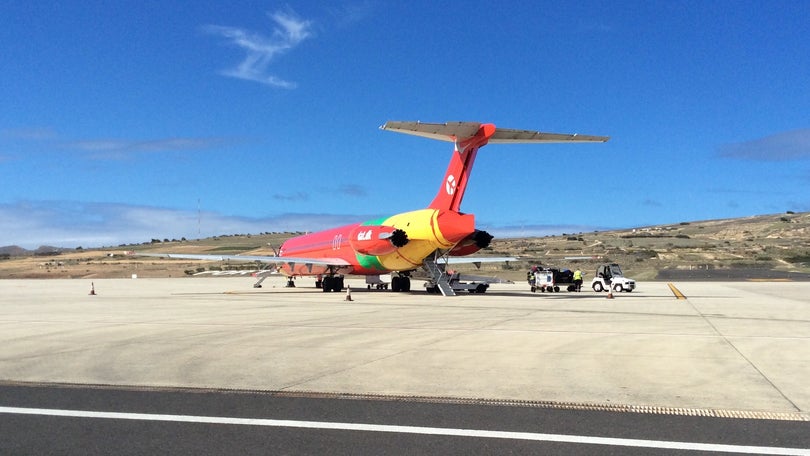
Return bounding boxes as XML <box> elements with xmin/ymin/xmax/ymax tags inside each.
<box><xmin>381</xmin><ymin>121</ymin><xmax>609</xmax><ymax>143</ymax></box>
<box><xmin>489</xmin><ymin>128</ymin><xmax>609</xmax><ymax>143</ymax></box>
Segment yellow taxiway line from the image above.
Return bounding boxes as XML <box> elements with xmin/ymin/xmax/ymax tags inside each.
<box><xmin>667</xmin><ymin>283</ymin><xmax>686</xmax><ymax>300</ymax></box>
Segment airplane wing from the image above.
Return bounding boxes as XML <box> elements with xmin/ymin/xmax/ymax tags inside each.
<box><xmin>135</xmin><ymin>252</ymin><xmax>512</xmax><ymax>271</ymax></box>
<box><xmin>443</xmin><ymin>256</ymin><xmax>518</xmax><ymax>266</ymax></box>
<box><xmin>134</xmin><ymin>252</ymin><xmax>351</xmax><ymax>267</ymax></box>
<box><xmin>454</xmin><ymin>273</ymin><xmax>514</xmax><ymax>284</ymax></box>
<box><xmin>407</xmin><ymin>269</ymin><xmax>514</xmax><ymax>285</ymax></box>
<box><xmin>380</xmin><ymin>121</ymin><xmax>609</xmax><ymax>143</ymax></box>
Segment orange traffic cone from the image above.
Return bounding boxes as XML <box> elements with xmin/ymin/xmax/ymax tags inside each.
<box><xmin>345</xmin><ymin>285</ymin><xmax>353</xmax><ymax>301</ymax></box>
<box><xmin>89</xmin><ymin>282</ymin><xmax>97</xmax><ymax>296</ymax></box>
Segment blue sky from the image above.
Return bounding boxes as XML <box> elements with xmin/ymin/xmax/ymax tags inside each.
<box><xmin>2</xmin><ymin>1</ymin><xmax>809</xmax><ymax>249</ymax></box>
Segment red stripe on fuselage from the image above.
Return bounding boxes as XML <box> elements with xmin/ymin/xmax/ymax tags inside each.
<box><xmin>279</xmin><ymin>223</ymin><xmax>360</xmax><ymax>259</ymax></box>
<box><xmin>279</xmin><ymin>223</ymin><xmax>400</xmax><ymax>275</ymax></box>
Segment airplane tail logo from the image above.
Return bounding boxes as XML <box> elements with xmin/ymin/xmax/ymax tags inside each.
<box><xmin>445</xmin><ymin>175</ymin><xmax>457</xmax><ymax>196</ymax></box>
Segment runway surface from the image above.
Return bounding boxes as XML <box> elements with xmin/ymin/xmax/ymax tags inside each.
<box><xmin>1</xmin><ymin>277</ymin><xmax>809</xmax><ymax>453</ymax></box>
<box><xmin>3</xmin><ymin>382</ymin><xmax>810</xmax><ymax>455</ymax></box>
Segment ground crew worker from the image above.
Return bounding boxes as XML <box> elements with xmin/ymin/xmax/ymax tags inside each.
<box><xmin>573</xmin><ymin>269</ymin><xmax>584</xmax><ymax>292</ymax></box>
<box><xmin>527</xmin><ymin>266</ymin><xmax>537</xmax><ymax>288</ymax></box>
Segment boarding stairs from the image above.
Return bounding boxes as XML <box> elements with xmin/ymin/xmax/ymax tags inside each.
<box><xmin>252</xmin><ymin>264</ymin><xmax>278</xmax><ymax>288</ymax></box>
<box><xmin>423</xmin><ymin>256</ymin><xmax>456</xmax><ymax>296</ymax></box>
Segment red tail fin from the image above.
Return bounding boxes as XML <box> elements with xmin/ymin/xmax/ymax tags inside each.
<box><xmin>429</xmin><ymin>123</ymin><xmax>495</xmax><ymax>212</ymax></box>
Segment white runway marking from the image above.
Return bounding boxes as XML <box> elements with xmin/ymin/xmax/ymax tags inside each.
<box><xmin>2</xmin><ymin>406</ymin><xmax>808</xmax><ymax>455</ymax></box>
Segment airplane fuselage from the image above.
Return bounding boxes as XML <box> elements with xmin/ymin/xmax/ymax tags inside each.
<box><xmin>278</xmin><ymin>208</ymin><xmax>475</xmax><ymax>276</ymax></box>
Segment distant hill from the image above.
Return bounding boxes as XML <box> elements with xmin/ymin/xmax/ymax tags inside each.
<box><xmin>493</xmin><ymin>211</ymin><xmax>810</xmax><ymax>281</ymax></box>
<box><xmin>1</xmin><ymin>213</ymin><xmax>809</xmax><ymax>281</ymax></box>
<box><xmin>0</xmin><ymin>245</ymin><xmax>71</xmax><ymax>257</ymax></box>
<box><xmin>0</xmin><ymin>245</ymin><xmax>29</xmax><ymax>257</ymax></box>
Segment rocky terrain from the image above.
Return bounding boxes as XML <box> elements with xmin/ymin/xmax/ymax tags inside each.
<box><xmin>2</xmin><ymin>212</ymin><xmax>809</xmax><ymax>282</ymax></box>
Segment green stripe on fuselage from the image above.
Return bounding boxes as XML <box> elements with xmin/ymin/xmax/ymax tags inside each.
<box><xmin>357</xmin><ymin>216</ymin><xmax>395</xmax><ymax>270</ymax></box>
<box><xmin>357</xmin><ymin>253</ymin><xmax>386</xmax><ymax>271</ymax></box>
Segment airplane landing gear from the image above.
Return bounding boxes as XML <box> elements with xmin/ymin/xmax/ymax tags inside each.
<box><xmin>321</xmin><ymin>276</ymin><xmax>344</xmax><ymax>292</ymax></box>
<box><xmin>391</xmin><ymin>276</ymin><xmax>411</xmax><ymax>292</ymax></box>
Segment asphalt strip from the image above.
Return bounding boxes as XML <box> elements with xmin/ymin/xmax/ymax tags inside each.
<box><xmin>2</xmin><ymin>406</ymin><xmax>809</xmax><ymax>455</ymax></box>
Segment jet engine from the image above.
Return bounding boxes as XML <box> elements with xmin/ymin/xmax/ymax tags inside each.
<box><xmin>448</xmin><ymin>229</ymin><xmax>493</xmax><ymax>256</ymax></box>
<box><xmin>349</xmin><ymin>226</ymin><xmax>409</xmax><ymax>256</ymax></box>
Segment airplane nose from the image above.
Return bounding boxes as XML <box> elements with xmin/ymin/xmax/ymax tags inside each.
<box><xmin>435</xmin><ymin>211</ymin><xmax>475</xmax><ymax>245</ymax></box>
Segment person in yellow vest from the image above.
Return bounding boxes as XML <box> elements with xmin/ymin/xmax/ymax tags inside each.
<box><xmin>573</xmin><ymin>269</ymin><xmax>584</xmax><ymax>292</ymax></box>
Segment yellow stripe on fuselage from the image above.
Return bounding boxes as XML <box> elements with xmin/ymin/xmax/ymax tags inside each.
<box><xmin>375</xmin><ymin>209</ymin><xmax>454</xmax><ymax>271</ymax></box>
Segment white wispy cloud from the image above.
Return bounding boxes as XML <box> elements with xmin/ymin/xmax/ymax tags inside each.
<box><xmin>327</xmin><ymin>2</ymin><xmax>375</xmax><ymax>28</ymax></box>
<box><xmin>1</xmin><ymin>127</ymin><xmax>57</xmax><ymax>140</ymax></box>
<box><xmin>2</xmin><ymin>126</ymin><xmax>235</xmax><ymax>160</ymax></box>
<box><xmin>0</xmin><ymin>202</ymin><xmax>198</xmax><ymax>249</ymax></box>
<box><xmin>65</xmin><ymin>137</ymin><xmax>233</xmax><ymax>159</ymax></box>
<box><xmin>272</xmin><ymin>192</ymin><xmax>309</xmax><ymax>202</ymax></box>
<box><xmin>718</xmin><ymin>128</ymin><xmax>810</xmax><ymax>161</ymax></box>
<box><xmin>0</xmin><ymin>201</ymin><xmax>367</xmax><ymax>249</ymax></box>
<box><xmin>271</xmin><ymin>185</ymin><xmax>366</xmax><ymax>203</ymax></box>
<box><xmin>338</xmin><ymin>184</ymin><xmax>366</xmax><ymax>197</ymax></box>
<box><xmin>204</xmin><ymin>9</ymin><xmax>314</xmax><ymax>88</ymax></box>
<box><xmin>0</xmin><ymin>200</ymin><xmax>591</xmax><ymax>250</ymax></box>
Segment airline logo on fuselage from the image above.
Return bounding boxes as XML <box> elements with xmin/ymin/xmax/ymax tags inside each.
<box><xmin>445</xmin><ymin>174</ymin><xmax>456</xmax><ymax>195</ymax></box>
